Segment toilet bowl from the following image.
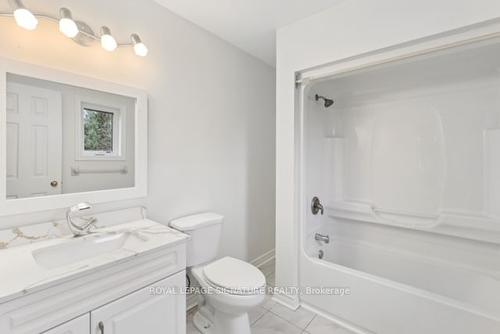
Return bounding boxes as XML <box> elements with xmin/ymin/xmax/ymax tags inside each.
<box><xmin>170</xmin><ymin>213</ymin><xmax>266</xmax><ymax>334</ymax></box>
<box><xmin>191</xmin><ymin>256</ymin><xmax>266</xmax><ymax>334</ymax></box>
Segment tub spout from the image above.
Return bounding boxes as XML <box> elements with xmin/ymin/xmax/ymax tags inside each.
<box><xmin>315</xmin><ymin>233</ymin><xmax>330</xmax><ymax>244</ymax></box>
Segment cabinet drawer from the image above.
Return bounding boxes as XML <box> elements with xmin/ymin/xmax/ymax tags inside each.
<box><xmin>90</xmin><ymin>271</ymin><xmax>186</xmax><ymax>334</ymax></box>
<box><xmin>42</xmin><ymin>314</ymin><xmax>89</xmax><ymax>334</ymax></box>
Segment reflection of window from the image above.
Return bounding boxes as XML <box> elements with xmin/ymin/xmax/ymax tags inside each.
<box><xmin>83</xmin><ymin>108</ymin><xmax>113</xmax><ymax>152</ymax></box>
<box><xmin>77</xmin><ymin>101</ymin><xmax>125</xmax><ymax>160</ymax></box>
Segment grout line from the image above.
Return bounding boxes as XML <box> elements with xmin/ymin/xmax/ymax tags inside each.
<box><xmin>250</xmin><ymin>309</ymin><xmax>269</xmax><ymax>326</ymax></box>
<box><xmin>267</xmin><ymin>307</ymin><xmax>311</xmax><ymax>331</ymax></box>
<box><xmin>303</xmin><ymin>314</ymin><xmax>317</xmax><ymax>331</ymax></box>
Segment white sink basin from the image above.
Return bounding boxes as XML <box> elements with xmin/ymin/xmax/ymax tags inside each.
<box><xmin>0</xmin><ymin>218</ymin><xmax>189</xmax><ymax>305</ymax></box>
<box><xmin>32</xmin><ymin>232</ymin><xmax>127</xmax><ymax>269</ymax></box>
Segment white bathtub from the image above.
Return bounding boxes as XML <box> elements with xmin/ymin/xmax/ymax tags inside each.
<box><xmin>301</xmin><ymin>230</ymin><xmax>500</xmax><ymax>334</ymax></box>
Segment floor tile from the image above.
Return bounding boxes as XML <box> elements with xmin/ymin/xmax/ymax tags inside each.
<box><xmin>249</xmin><ymin>306</ymin><xmax>268</xmax><ymax>325</ymax></box>
<box><xmin>251</xmin><ymin>311</ymin><xmax>302</xmax><ymax>334</ymax></box>
<box><xmin>187</xmin><ymin>320</ymin><xmax>199</xmax><ymax>334</ymax></box>
<box><xmin>304</xmin><ymin>315</ymin><xmax>355</xmax><ymax>334</ymax></box>
<box><xmin>186</xmin><ymin>304</ymin><xmax>269</xmax><ymax>331</ymax></box>
<box><xmin>269</xmin><ymin>303</ymin><xmax>315</xmax><ymax>329</ymax></box>
<box><xmin>261</xmin><ymin>295</ymin><xmax>276</xmax><ymax>310</ymax></box>
<box><xmin>186</xmin><ymin>308</ymin><xmax>199</xmax><ymax>334</ymax></box>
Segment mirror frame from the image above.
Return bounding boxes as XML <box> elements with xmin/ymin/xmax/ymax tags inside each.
<box><xmin>0</xmin><ymin>58</ymin><xmax>148</xmax><ymax>216</ymax></box>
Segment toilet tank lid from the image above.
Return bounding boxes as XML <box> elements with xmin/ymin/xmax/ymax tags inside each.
<box><xmin>170</xmin><ymin>212</ymin><xmax>224</xmax><ymax>231</ymax></box>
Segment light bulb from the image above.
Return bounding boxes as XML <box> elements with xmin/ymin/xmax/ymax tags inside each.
<box><xmin>101</xmin><ymin>35</ymin><xmax>117</xmax><ymax>52</ymax></box>
<box><xmin>131</xmin><ymin>34</ymin><xmax>148</xmax><ymax>57</ymax></box>
<box><xmin>59</xmin><ymin>8</ymin><xmax>78</xmax><ymax>38</ymax></box>
<box><xmin>134</xmin><ymin>43</ymin><xmax>148</xmax><ymax>57</ymax></box>
<box><xmin>100</xmin><ymin>26</ymin><xmax>117</xmax><ymax>52</ymax></box>
<box><xmin>14</xmin><ymin>8</ymin><xmax>38</xmax><ymax>30</ymax></box>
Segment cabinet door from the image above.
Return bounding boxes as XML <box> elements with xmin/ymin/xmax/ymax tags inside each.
<box><xmin>43</xmin><ymin>314</ymin><xmax>89</xmax><ymax>334</ymax></box>
<box><xmin>90</xmin><ymin>271</ymin><xmax>186</xmax><ymax>334</ymax></box>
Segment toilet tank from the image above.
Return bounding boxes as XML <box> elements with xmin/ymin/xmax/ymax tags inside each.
<box><xmin>170</xmin><ymin>212</ymin><xmax>223</xmax><ymax>267</ymax></box>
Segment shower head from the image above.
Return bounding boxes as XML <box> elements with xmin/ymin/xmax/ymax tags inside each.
<box><xmin>315</xmin><ymin>94</ymin><xmax>334</xmax><ymax>108</ymax></box>
<box><xmin>323</xmin><ymin>98</ymin><xmax>334</xmax><ymax>108</ymax></box>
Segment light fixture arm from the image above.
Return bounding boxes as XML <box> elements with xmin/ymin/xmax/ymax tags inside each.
<box><xmin>59</xmin><ymin>7</ymin><xmax>72</xmax><ymax>20</ymax></box>
<box><xmin>0</xmin><ymin>11</ymin><xmax>135</xmax><ymax>47</ymax></box>
<box><xmin>7</xmin><ymin>0</ymin><xmax>23</xmax><ymax>10</ymax></box>
<box><xmin>0</xmin><ymin>1</ymin><xmax>148</xmax><ymax>54</ymax></box>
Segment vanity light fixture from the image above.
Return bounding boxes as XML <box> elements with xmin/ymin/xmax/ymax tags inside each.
<box><xmin>10</xmin><ymin>0</ymin><xmax>37</xmax><ymax>30</ymax></box>
<box><xmin>131</xmin><ymin>33</ymin><xmax>148</xmax><ymax>57</ymax></box>
<box><xmin>1</xmin><ymin>1</ymin><xmax>148</xmax><ymax>56</ymax></box>
<box><xmin>100</xmin><ymin>26</ymin><xmax>117</xmax><ymax>52</ymax></box>
<box><xmin>58</xmin><ymin>8</ymin><xmax>78</xmax><ymax>38</ymax></box>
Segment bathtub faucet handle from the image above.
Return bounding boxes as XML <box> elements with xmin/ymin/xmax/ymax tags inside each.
<box><xmin>311</xmin><ymin>197</ymin><xmax>324</xmax><ymax>215</ymax></box>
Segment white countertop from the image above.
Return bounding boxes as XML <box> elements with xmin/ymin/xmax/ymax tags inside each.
<box><xmin>0</xmin><ymin>219</ymin><xmax>188</xmax><ymax>304</ymax></box>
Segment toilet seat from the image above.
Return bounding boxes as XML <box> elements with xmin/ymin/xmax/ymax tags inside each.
<box><xmin>202</xmin><ymin>257</ymin><xmax>266</xmax><ymax>295</ymax></box>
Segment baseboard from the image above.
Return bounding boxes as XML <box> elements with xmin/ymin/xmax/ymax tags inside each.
<box><xmin>250</xmin><ymin>248</ymin><xmax>275</xmax><ymax>268</ymax></box>
<box><xmin>272</xmin><ymin>291</ymin><xmax>300</xmax><ymax>310</ymax></box>
<box><xmin>187</xmin><ymin>297</ymin><xmax>197</xmax><ymax>311</ymax></box>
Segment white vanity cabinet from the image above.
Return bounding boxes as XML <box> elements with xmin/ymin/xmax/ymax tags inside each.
<box><xmin>41</xmin><ymin>272</ymin><xmax>186</xmax><ymax>334</ymax></box>
<box><xmin>0</xmin><ymin>235</ymin><xmax>187</xmax><ymax>334</ymax></box>
<box><xmin>43</xmin><ymin>315</ymin><xmax>89</xmax><ymax>334</ymax></box>
<box><xmin>90</xmin><ymin>272</ymin><xmax>186</xmax><ymax>334</ymax></box>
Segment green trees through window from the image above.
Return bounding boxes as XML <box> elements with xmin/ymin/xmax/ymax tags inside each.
<box><xmin>83</xmin><ymin>108</ymin><xmax>113</xmax><ymax>152</ymax></box>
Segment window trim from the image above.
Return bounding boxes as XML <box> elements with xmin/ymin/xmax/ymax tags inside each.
<box><xmin>75</xmin><ymin>99</ymin><xmax>127</xmax><ymax>161</ymax></box>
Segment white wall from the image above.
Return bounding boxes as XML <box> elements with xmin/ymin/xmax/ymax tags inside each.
<box><xmin>0</xmin><ymin>0</ymin><xmax>275</xmax><ymax>262</ymax></box>
<box><xmin>275</xmin><ymin>0</ymin><xmax>500</xmax><ymax>307</ymax></box>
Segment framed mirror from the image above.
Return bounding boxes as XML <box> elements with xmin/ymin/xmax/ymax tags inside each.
<box><xmin>0</xmin><ymin>59</ymin><xmax>147</xmax><ymax>215</ymax></box>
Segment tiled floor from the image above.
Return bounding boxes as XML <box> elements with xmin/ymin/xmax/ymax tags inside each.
<box><xmin>187</xmin><ymin>259</ymin><xmax>355</xmax><ymax>334</ymax></box>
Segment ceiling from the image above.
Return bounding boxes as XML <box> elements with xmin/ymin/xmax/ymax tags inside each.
<box><xmin>153</xmin><ymin>0</ymin><xmax>344</xmax><ymax>66</ymax></box>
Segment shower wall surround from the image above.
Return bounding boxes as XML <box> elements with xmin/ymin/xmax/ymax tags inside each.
<box><xmin>311</xmin><ymin>39</ymin><xmax>500</xmax><ymax>244</ymax></box>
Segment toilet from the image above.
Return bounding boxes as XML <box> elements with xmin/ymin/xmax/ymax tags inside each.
<box><xmin>170</xmin><ymin>212</ymin><xmax>266</xmax><ymax>334</ymax></box>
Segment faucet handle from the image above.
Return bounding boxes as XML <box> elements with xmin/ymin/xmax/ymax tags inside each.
<box><xmin>68</xmin><ymin>202</ymin><xmax>92</xmax><ymax>213</ymax></box>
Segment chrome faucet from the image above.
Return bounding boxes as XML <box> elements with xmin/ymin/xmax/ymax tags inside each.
<box><xmin>315</xmin><ymin>233</ymin><xmax>330</xmax><ymax>244</ymax></box>
<box><xmin>66</xmin><ymin>202</ymin><xmax>97</xmax><ymax>236</ymax></box>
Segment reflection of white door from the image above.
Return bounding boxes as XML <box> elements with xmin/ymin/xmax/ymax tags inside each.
<box><xmin>6</xmin><ymin>82</ymin><xmax>62</xmax><ymax>199</ymax></box>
